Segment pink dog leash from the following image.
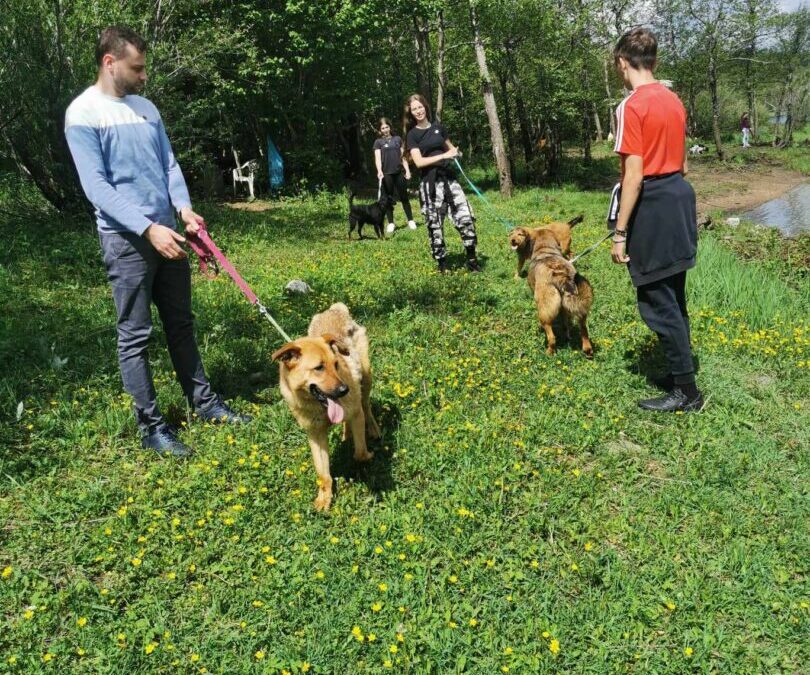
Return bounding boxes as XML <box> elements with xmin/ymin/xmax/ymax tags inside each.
<box><xmin>186</xmin><ymin>220</ymin><xmax>293</xmax><ymax>343</ymax></box>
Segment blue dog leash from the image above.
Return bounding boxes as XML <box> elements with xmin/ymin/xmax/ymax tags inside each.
<box><xmin>453</xmin><ymin>158</ymin><xmax>518</xmax><ymax>231</ymax></box>
<box><xmin>454</xmin><ymin>157</ymin><xmax>616</xmax><ymax>261</ymax></box>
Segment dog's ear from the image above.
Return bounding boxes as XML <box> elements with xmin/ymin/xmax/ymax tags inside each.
<box><xmin>321</xmin><ymin>333</ymin><xmax>351</xmax><ymax>356</ymax></box>
<box><xmin>272</xmin><ymin>342</ymin><xmax>302</xmax><ymax>367</ymax></box>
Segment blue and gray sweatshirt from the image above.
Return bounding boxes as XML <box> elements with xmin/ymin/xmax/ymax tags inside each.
<box><xmin>64</xmin><ymin>85</ymin><xmax>191</xmax><ymax>235</ymax></box>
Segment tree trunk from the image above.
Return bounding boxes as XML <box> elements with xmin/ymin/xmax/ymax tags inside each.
<box><xmin>745</xmin><ymin>0</ymin><xmax>757</xmax><ymax>140</ymax></box>
<box><xmin>505</xmin><ymin>41</ymin><xmax>533</xmax><ymax>163</ymax></box>
<box><xmin>412</xmin><ymin>15</ymin><xmax>433</xmax><ymax>102</ymax></box>
<box><xmin>458</xmin><ymin>82</ymin><xmax>475</xmax><ymax>158</ymax></box>
<box><xmin>388</xmin><ymin>33</ymin><xmax>405</xmax><ymax>124</ymax></box>
<box><xmin>772</xmin><ymin>84</ymin><xmax>786</xmax><ymax>146</ymax></box>
<box><xmin>497</xmin><ymin>66</ymin><xmax>517</xmax><ymax>181</ymax></box>
<box><xmin>708</xmin><ymin>46</ymin><xmax>725</xmax><ymax>160</ymax></box>
<box><xmin>593</xmin><ymin>103</ymin><xmax>603</xmax><ymax>143</ymax></box>
<box><xmin>603</xmin><ymin>56</ymin><xmax>616</xmax><ymax>137</ymax></box>
<box><xmin>469</xmin><ymin>1</ymin><xmax>513</xmax><ymax>197</ymax></box>
<box><xmin>412</xmin><ymin>16</ymin><xmax>426</xmax><ymax>96</ymax></box>
<box><xmin>582</xmin><ymin>71</ymin><xmax>592</xmax><ymax>163</ymax></box>
<box><xmin>435</xmin><ymin>10</ymin><xmax>446</xmax><ymax>121</ymax></box>
<box><xmin>687</xmin><ymin>82</ymin><xmax>697</xmax><ymax>137</ymax></box>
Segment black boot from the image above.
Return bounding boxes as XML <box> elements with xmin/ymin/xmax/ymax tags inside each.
<box><xmin>195</xmin><ymin>396</ymin><xmax>253</xmax><ymax>424</ymax></box>
<box><xmin>465</xmin><ymin>246</ymin><xmax>482</xmax><ymax>273</ymax></box>
<box><xmin>437</xmin><ymin>257</ymin><xmax>449</xmax><ymax>274</ymax></box>
<box><xmin>638</xmin><ymin>387</ymin><xmax>704</xmax><ymax>412</ymax></box>
<box><xmin>142</xmin><ymin>424</ymin><xmax>194</xmax><ymax>457</ymax></box>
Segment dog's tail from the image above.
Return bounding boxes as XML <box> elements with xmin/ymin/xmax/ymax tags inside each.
<box><xmin>567</xmin><ymin>214</ymin><xmax>584</xmax><ymax>227</ymax></box>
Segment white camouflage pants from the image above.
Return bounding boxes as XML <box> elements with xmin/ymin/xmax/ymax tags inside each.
<box><xmin>418</xmin><ymin>178</ymin><xmax>477</xmax><ymax>260</ymax></box>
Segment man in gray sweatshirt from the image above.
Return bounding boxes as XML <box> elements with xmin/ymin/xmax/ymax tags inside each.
<box><xmin>65</xmin><ymin>26</ymin><xmax>251</xmax><ymax>456</ymax></box>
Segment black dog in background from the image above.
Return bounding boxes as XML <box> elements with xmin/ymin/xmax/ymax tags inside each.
<box><xmin>348</xmin><ymin>190</ymin><xmax>391</xmax><ymax>240</ymax></box>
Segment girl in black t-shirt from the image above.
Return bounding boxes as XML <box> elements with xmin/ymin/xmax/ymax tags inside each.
<box><xmin>403</xmin><ymin>94</ymin><xmax>480</xmax><ymax>273</ymax></box>
<box><xmin>373</xmin><ymin>117</ymin><xmax>416</xmax><ymax>233</ymax></box>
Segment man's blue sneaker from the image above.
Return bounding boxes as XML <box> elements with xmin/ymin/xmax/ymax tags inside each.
<box><xmin>142</xmin><ymin>424</ymin><xmax>194</xmax><ymax>457</ymax></box>
<box><xmin>195</xmin><ymin>396</ymin><xmax>253</xmax><ymax>424</ymax></box>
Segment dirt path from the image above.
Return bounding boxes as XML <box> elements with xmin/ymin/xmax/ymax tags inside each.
<box><xmin>688</xmin><ymin>161</ymin><xmax>807</xmax><ymax>214</ymax></box>
<box><xmin>225</xmin><ymin>158</ymin><xmax>807</xmax><ymax>216</ymax></box>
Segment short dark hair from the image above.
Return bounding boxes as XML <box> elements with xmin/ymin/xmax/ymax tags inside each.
<box><xmin>96</xmin><ymin>26</ymin><xmax>147</xmax><ymax>67</ymax></box>
<box><xmin>614</xmin><ymin>27</ymin><xmax>657</xmax><ymax>70</ymax></box>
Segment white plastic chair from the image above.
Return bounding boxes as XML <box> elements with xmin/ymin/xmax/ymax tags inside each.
<box><xmin>232</xmin><ymin>149</ymin><xmax>257</xmax><ymax>200</ymax></box>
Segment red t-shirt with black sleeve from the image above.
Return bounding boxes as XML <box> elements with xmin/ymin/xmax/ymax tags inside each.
<box><xmin>614</xmin><ymin>82</ymin><xmax>687</xmax><ymax>177</ymax></box>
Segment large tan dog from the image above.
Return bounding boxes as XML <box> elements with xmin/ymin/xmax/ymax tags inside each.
<box><xmin>527</xmin><ymin>229</ymin><xmax>594</xmax><ymax>358</ymax></box>
<box><xmin>272</xmin><ymin>303</ymin><xmax>380</xmax><ymax>511</ymax></box>
<box><xmin>508</xmin><ymin>214</ymin><xmax>583</xmax><ymax>277</ymax></box>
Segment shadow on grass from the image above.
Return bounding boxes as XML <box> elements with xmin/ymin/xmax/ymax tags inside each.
<box><xmin>623</xmin><ymin>336</ymin><xmax>701</xmax><ymax>388</ymax></box>
<box><xmin>330</xmin><ymin>401</ymin><xmax>401</xmax><ymax>499</ymax></box>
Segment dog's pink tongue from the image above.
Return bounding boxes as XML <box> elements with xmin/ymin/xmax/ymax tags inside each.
<box><xmin>327</xmin><ymin>398</ymin><xmax>345</xmax><ymax>425</ymax></box>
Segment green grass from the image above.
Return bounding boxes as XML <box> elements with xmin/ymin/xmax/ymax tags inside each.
<box><xmin>1</xmin><ymin>180</ymin><xmax>808</xmax><ymax>674</ymax></box>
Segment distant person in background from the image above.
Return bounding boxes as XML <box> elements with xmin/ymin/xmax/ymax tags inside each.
<box><xmin>611</xmin><ymin>27</ymin><xmax>703</xmax><ymax>413</ymax></box>
<box><xmin>741</xmin><ymin>112</ymin><xmax>751</xmax><ymax>148</ymax></box>
<box><xmin>373</xmin><ymin>117</ymin><xmax>416</xmax><ymax>233</ymax></box>
<box><xmin>65</xmin><ymin>26</ymin><xmax>251</xmax><ymax>457</ymax></box>
<box><xmin>404</xmin><ymin>94</ymin><xmax>481</xmax><ymax>274</ymax></box>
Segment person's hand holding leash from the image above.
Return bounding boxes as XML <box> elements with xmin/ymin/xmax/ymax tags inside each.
<box><xmin>179</xmin><ymin>206</ymin><xmax>205</xmax><ymax>235</ymax></box>
<box><xmin>146</xmin><ymin>223</ymin><xmax>187</xmax><ymax>259</ymax></box>
<box><xmin>611</xmin><ymin>235</ymin><xmax>630</xmax><ymax>264</ymax></box>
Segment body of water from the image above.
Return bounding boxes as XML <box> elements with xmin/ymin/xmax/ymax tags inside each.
<box><xmin>741</xmin><ymin>183</ymin><xmax>810</xmax><ymax>237</ymax></box>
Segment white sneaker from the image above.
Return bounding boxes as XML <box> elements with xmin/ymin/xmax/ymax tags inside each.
<box><xmin>407</xmin><ymin>220</ymin><xmax>417</xmax><ymax>230</ymax></box>
<box><xmin>386</xmin><ymin>223</ymin><xmax>396</xmax><ymax>234</ymax></box>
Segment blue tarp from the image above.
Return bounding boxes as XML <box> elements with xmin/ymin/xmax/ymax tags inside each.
<box><xmin>267</xmin><ymin>136</ymin><xmax>284</xmax><ymax>190</ymax></box>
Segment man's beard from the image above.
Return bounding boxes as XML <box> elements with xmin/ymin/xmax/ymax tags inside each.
<box><xmin>115</xmin><ymin>75</ymin><xmax>144</xmax><ymax>96</ymax></box>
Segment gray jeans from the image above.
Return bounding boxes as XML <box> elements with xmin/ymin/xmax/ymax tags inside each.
<box><xmin>100</xmin><ymin>231</ymin><xmax>216</xmax><ymax>434</ymax></box>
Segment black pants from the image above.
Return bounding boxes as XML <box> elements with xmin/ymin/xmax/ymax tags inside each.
<box><xmin>100</xmin><ymin>231</ymin><xmax>217</xmax><ymax>434</ymax></box>
<box><xmin>636</xmin><ymin>271</ymin><xmax>695</xmax><ymax>385</ymax></box>
<box><xmin>381</xmin><ymin>171</ymin><xmax>413</xmax><ymax>222</ymax></box>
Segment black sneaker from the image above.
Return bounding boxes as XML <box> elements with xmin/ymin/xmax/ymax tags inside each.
<box><xmin>638</xmin><ymin>387</ymin><xmax>704</xmax><ymax>413</ymax></box>
<box><xmin>437</xmin><ymin>258</ymin><xmax>448</xmax><ymax>274</ymax></box>
<box><xmin>142</xmin><ymin>424</ymin><xmax>194</xmax><ymax>457</ymax></box>
<box><xmin>466</xmin><ymin>258</ymin><xmax>482</xmax><ymax>273</ymax></box>
<box><xmin>195</xmin><ymin>396</ymin><xmax>253</xmax><ymax>424</ymax></box>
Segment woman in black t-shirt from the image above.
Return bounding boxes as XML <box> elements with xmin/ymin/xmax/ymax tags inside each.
<box><xmin>403</xmin><ymin>94</ymin><xmax>480</xmax><ymax>273</ymax></box>
<box><xmin>373</xmin><ymin>117</ymin><xmax>416</xmax><ymax>234</ymax></box>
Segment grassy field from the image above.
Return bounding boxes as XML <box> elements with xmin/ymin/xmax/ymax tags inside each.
<box><xmin>1</xmin><ymin>164</ymin><xmax>808</xmax><ymax>674</ymax></box>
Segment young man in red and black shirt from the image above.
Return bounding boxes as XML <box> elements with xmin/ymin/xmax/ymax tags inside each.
<box><xmin>611</xmin><ymin>27</ymin><xmax>703</xmax><ymax>412</ymax></box>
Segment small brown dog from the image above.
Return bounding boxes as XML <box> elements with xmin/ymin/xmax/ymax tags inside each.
<box><xmin>508</xmin><ymin>214</ymin><xmax>583</xmax><ymax>277</ymax></box>
<box><xmin>526</xmin><ymin>229</ymin><xmax>594</xmax><ymax>358</ymax></box>
<box><xmin>272</xmin><ymin>303</ymin><xmax>380</xmax><ymax>511</ymax></box>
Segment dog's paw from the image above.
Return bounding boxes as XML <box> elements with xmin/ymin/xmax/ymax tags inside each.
<box><xmin>583</xmin><ymin>347</ymin><xmax>594</xmax><ymax>359</ymax></box>
<box><xmin>313</xmin><ymin>492</ymin><xmax>332</xmax><ymax>512</ymax></box>
<box><xmin>354</xmin><ymin>450</ymin><xmax>375</xmax><ymax>463</ymax></box>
